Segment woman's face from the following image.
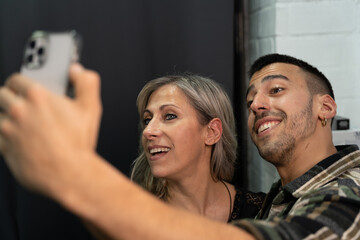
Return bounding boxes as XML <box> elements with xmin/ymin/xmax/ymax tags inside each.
<box><xmin>141</xmin><ymin>84</ymin><xmax>210</xmax><ymax>181</ymax></box>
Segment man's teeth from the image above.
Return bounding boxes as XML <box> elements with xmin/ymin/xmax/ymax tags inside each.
<box><xmin>258</xmin><ymin>122</ymin><xmax>278</xmax><ymax>134</ymax></box>
<box><xmin>150</xmin><ymin>148</ymin><xmax>170</xmax><ymax>154</ymax></box>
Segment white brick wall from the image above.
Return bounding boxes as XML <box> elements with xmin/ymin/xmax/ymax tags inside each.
<box><xmin>286</xmin><ymin>1</ymin><xmax>356</xmax><ymax>35</ymax></box>
<box><xmin>248</xmin><ymin>0</ymin><xmax>360</xmax><ymax>192</ymax></box>
<box><xmin>249</xmin><ymin>0</ymin><xmax>276</xmax><ymax>12</ymax></box>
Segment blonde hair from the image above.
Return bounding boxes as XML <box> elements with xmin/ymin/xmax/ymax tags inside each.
<box><xmin>130</xmin><ymin>73</ymin><xmax>237</xmax><ymax>200</ymax></box>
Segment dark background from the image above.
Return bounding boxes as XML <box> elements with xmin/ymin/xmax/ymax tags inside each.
<box><xmin>0</xmin><ymin>0</ymin><xmax>248</xmax><ymax>239</ymax></box>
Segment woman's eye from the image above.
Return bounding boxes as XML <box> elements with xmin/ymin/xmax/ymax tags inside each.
<box><xmin>271</xmin><ymin>87</ymin><xmax>284</xmax><ymax>94</ymax></box>
<box><xmin>165</xmin><ymin>114</ymin><xmax>177</xmax><ymax>121</ymax></box>
<box><xmin>246</xmin><ymin>100</ymin><xmax>253</xmax><ymax>109</ymax></box>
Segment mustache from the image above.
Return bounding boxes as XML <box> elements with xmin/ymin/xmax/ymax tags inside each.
<box><xmin>254</xmin><ymin>111</ymin><xmax>286</xmax><ymax>122</ymax></box>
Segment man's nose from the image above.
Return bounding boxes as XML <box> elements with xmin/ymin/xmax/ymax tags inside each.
<box><xmin>249</xmin><ymin>93</ymin><xmax>269</xmax><ymax>115</ymax></box>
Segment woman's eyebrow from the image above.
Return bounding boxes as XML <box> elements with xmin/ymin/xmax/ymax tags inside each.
<box><xmin>143</xmin><ymin>104</ymin><xmax>181</xmax><ymax>114</ymax></box>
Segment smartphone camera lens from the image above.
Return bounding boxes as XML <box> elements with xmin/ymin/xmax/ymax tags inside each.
<box><xmin>38</xmin><ymin>47</ymin><xmax>44</xmax><ymax>55</ymax></box>
<box><xmin>29</xmin><ymin>40</ymin><xmax>36</xmax><ymax>49</ymax></box>
<box><xmin>26</xmin><ymin>54</ymin><xmax>33</xmax><ymax>63</ymax></box>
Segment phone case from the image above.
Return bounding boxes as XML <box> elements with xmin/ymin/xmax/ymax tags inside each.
<box><xmin>20</xmin><ymin>30</ymin><xmax>81</xmax><ymax>95</ymax></box>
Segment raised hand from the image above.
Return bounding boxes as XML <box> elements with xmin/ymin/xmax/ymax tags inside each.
<box><xmin>0</xmin><ymin>64</ymin><xmax>102</xmax><ymax>197</ymax></box>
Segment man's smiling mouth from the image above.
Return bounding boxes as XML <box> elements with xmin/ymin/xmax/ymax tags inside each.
<box><xmin>257</xmin><ymin>121</ymin><xmax>280</xmax><ymax>134</ymax></box>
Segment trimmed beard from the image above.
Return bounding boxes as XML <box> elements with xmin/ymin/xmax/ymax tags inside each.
<box><xmin>256</xmin><ymin>96</ymin><xmax>315</xmax><ymax>165</ymax></box>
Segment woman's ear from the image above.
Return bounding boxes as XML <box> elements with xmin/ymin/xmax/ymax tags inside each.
<box><xmin>317</xmin><ymin>94</ymin><xmax>337</xmax><ymax>124</ymax></box>
<box><xmin>205</xmin><ymin>118</ymin><xmax>222</xmax><ymax>146</ymax></box>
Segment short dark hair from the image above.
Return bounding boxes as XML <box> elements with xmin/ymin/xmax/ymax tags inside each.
<box><xmin>248</xmin><ymin>53</ymin><xmax>335</xmax><ymax>100</ymax></box>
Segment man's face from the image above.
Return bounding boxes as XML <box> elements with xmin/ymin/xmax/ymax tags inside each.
<box><xmin>246</xmin><ymin>63</ymin><xmax>317</xmax><ymax>165</ymax></box>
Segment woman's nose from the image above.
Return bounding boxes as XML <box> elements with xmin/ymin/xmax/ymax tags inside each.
<box><xmin>142</xmin><ymin>119</ymin><xmax>161</xmax><ymax>140</ymax></box>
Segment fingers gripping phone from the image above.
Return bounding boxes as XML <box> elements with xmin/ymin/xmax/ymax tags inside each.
<box><xmin>20</xmin><ymin>30</ymin><xmax>82</xmax><ymax>96</ymax></box>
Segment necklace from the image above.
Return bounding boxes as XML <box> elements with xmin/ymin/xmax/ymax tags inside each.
<box><xmin>220</xmin><ymin>180</ymin><xmax>232</xmax><ymax>221</ymax></box>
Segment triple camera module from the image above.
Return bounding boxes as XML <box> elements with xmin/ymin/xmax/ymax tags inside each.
<box><xmin>23</xmin><ymin>32</ymin><xmax>48</xmax><ymax>69</ymax></box>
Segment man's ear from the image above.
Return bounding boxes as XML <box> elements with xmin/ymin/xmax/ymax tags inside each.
<box><xmin>205</xmin><ymin>118</ymin><xmax>222</xmax><ymax>146</ymax></box>
<box><xmin>317</xmin><ymin>94</ymin><xmax>337</xmax><ymax>121</ymax></box>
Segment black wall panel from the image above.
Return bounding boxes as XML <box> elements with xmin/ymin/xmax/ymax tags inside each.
<box><xmin>0</xmin><ymin>1</ymin><xmax>234</xmax><ymax>239</ymax></box>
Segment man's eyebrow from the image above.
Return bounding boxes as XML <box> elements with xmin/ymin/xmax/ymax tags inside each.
<box><xmin>245</xmin><ymin>74</ymin><xmax>289</xmax><ymax>98</ymax></box>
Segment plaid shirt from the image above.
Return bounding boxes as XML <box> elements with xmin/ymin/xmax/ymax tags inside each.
<box><xmin>233</xmin><ymin>145</ymin><xmax>360</xmax><ymax>240</ymax></box>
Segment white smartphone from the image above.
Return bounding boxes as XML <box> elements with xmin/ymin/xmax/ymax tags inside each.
<box><xmin>20</xmin><ymin>30</ymin><xmax>82</xmax><ymax>96</ymax></box>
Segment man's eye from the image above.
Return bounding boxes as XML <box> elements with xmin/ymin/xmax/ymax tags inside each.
<box><xmin>143</xmin><ymin>118</ymin><xmax>151</xmax><ymax>125</ymax></box>
<box><xmin>165</xmin><ymin>114</ymin><xmax>177</xmax><ymax>120</ymax></box>
<box><xmin>271</xmin><ymin>87</ymin><xmax>284</xmax><ymax>94</ymax></box>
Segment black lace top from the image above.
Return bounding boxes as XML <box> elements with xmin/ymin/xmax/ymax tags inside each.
<box><xmin>228</xmin><ymin>186</ymin><xmax>266</xmax><ymax>222</ymax></box>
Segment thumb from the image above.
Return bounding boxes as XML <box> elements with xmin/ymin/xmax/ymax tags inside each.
<box><xmin>69</xmin><ymin>63</ymin><xmax>102</xmax><ymax>110</ymax></box>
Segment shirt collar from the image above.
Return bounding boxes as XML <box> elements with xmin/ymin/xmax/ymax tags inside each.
<box><xmin>281</xmin><ymin>145</ymin><xmax>360</xmax><ymax>198</ymax></box>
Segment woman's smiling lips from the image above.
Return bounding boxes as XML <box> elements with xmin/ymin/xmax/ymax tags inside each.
<box><xmin>147</xmin><ymin>146</ymin><xmax>171</xmax><ymax>160</ymax></box>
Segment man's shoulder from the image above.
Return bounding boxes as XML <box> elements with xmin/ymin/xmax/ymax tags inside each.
<box><xmin>299</xmin><ymin>166</ymin><xmax>360</xmax><ymax>202</ymax></box>
<box><xmin>292</xmin><ymin>145</ymin><xmax>360</xmax><ymax>198</ymax></box>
